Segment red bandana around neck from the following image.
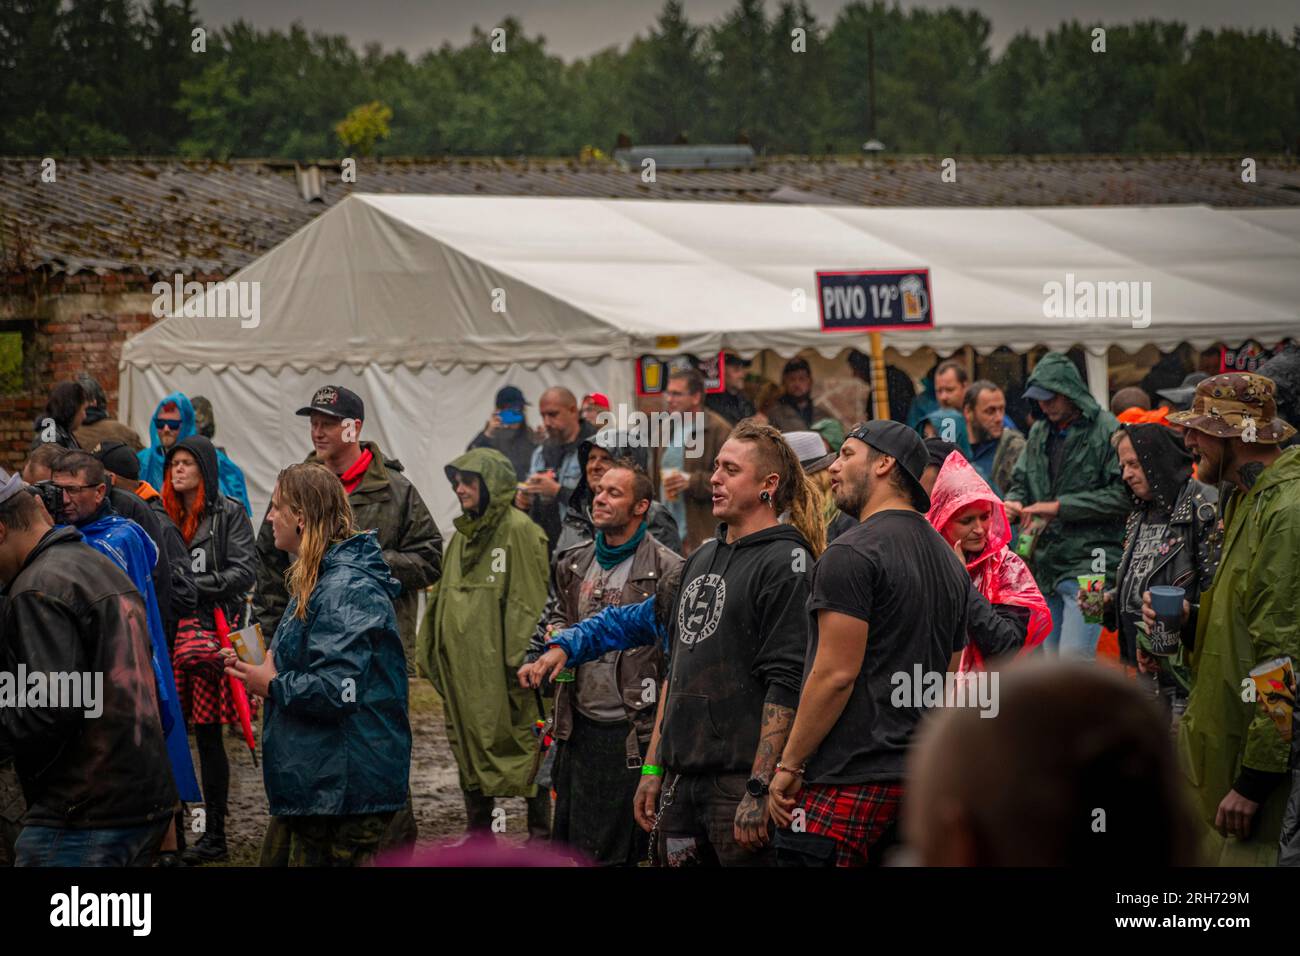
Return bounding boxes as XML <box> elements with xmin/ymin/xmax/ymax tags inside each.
<box><xmin>339</xmin><ymin>448</ymin><xmax>373</xmax><ymax>495</ymax></box>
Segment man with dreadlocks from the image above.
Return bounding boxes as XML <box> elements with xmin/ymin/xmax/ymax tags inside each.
<box><xmin>523</xmin><ymin>421</ymin><xmax>824</xmax><ymax>865</ymax></box>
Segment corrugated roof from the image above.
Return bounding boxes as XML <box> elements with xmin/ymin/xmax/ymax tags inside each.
<box><xmin>1</xmin><ymin>154</ymin><xmax>1297</xmax><ymax>276</ymax></box>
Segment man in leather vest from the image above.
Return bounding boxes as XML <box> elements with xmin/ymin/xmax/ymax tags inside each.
<box><xmin>533</xmin><ymin>459</ymin><xmax>682</xmax><ymax>865</ymax></box>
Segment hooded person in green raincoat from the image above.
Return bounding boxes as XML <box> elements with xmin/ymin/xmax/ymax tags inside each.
<box><xmin>417</xmin><ymin>447</ymin><xmax>552</xmax><ymax>838</ymax></box>
<box><xmin>1004</xmin><ymin>352</ymin><xmax>1130</xmax><ymax>660</ymax></box>
<box><xmin>1163</xmin><ymin>373</ymin><xmax>1300</xmax><ymax>866</ymax></box>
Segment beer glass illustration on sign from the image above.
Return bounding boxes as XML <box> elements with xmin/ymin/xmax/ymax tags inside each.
<box><xmin>899</xmin><ymin>275</ymin><xmax>929</xmax><ymax>321</ymax></box>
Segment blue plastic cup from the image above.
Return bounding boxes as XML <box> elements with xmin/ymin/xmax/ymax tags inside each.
<box><xmin>1148</xmin><ymin>585</ymin><xmax>1185</xmax><ymax>655</ymax></box>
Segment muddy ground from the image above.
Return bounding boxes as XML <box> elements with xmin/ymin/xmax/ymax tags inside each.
<box><xmin>210</xmin><ymin>680</ymin><xmax>532</xmax><ymax>866</ymax></box>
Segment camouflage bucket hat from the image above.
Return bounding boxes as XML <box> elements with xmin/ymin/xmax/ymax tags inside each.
<box><xmin>1167</xmin><ymin>372</ymin><xmax>1296</xmax><ymax>444</ymax></box>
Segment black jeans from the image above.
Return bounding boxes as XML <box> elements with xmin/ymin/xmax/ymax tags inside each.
<box><xmin>656</xmin><ymin>771</ymin><xmax>774</xmax><ymax>867</ymax></box>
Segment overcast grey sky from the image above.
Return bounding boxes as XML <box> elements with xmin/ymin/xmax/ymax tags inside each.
<box><xmin>193</xmin><ymin>0</ymin><xmax>1297</xmax><ymax>60</ymax></box>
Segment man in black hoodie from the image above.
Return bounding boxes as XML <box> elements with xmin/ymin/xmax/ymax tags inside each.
<box><xmin>523</xmin><ymin>421</ymin><xmax>823</xmax><ymax>866</ymax></box>
<box><xmin>638</xmin><ymin>420</ymin><xmax>816</xmax><ymax>866</ymax></box>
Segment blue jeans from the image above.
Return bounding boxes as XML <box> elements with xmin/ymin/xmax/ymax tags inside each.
<box><xmin>14</xmin><ymin>819</ymin><xmax>169</xmax><ymax>867</ymax></box>
<box><xmin>1042</xmin><ymin>578</ymin><xmax>1101</xmax><ymax>661</ymax></box>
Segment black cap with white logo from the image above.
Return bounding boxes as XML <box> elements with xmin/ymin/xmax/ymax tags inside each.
<box><xmin>296</xmin><ymin>385</ymin><xmax>365</xmax><ymax>421</ymax></box>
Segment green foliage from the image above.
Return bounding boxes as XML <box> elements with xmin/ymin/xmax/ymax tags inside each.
<box><xmin>1</xmin><ymin>0</ymin><xmax>1298</xmax><ymax>157</ymax></box>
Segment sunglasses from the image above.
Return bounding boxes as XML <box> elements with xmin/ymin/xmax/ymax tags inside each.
<box><xmin>154</xmin><ymin>418</ymin><xmax>182</xmax><ymax>431</ymax></box>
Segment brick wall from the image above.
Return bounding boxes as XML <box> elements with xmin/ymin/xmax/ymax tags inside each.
<box><xmin>0</xmin><ymin>270</ymin><xmax>220</xmax><ymax>473</ymax></box>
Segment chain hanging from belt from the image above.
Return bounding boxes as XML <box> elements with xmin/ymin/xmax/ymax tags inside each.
<box><xmin>641</xmin><ymin>774</ymin><xmax>680</xmax><ymax>868</ymax></box>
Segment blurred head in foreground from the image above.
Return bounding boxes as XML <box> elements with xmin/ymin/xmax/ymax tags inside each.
<box><xmin>903</xmin><ymin>661</ymin><xmax>1199</xmax><ymax>866</ymax></box>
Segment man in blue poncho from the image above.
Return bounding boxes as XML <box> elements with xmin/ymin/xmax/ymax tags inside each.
<box><xmin>138</xmin><ymin>392</ymin><xmax>251</xmax><ymax>517</ymax></box>
<box><xmin>50</xmin><ymin>451</ymin><xmax>201</xmax><ymax>805</ymax></box>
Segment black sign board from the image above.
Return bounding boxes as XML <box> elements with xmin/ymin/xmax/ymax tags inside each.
<box><xmin>816</xmin><ymin>269</ymin><xmax>934</xmax><ymax>333</ymax></box>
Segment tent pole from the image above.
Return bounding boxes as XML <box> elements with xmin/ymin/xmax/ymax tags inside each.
<box><xmin>1085</xmin><ymin>350</ymin><xmax>1109</xmax><ymax>410</ymax></box>
<box><xmin>870</xmin><ymin>332</ymin><xmax>890</xmax><ymax>420</ymax></box>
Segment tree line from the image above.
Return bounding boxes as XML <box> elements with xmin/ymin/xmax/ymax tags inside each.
<box><xmin>1</xmin><ymin>0</ymin><xmax>1297</xmax><ymax>159</ymax></box>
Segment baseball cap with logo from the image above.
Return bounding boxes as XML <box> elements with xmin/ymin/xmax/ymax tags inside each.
<box><xmin>296</xmin><ymin>385</ymin><xmax>365</xmax><ymax>422</ymax></box>
<box><xmin>1167</xmin><ymin>372</ymin><xmax>1296</xmax><ymax>444</ymax></box>
<box><xmin>844</xmin><ymin>419</ymin><xmax>932</xmax><ymax>512</ymax></box>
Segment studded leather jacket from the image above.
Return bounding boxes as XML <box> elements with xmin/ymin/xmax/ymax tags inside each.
<box><xmin>1104</xmin><ymin>477</ymin><xmax>1221</xmax><ymax>661</ymax></box>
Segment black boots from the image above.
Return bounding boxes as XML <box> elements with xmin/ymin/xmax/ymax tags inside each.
<box><xmin>526</xmin><ymin>790</ymin><xmax>552</xmax><ymax>842</ymax></box>
<box><xmin>181</xmin><ymin>807</ymin><xmax>227</xmax><ymax>864</ymax></box>
<box><xmin>462</xmin><ymin>789</ymin><xmax>497</xmax><ymax>833</ymax></box>
<box><xmin>461</xmin><ymin>789</ymin><xmax>551</xmax><ymax>840</ymax></box>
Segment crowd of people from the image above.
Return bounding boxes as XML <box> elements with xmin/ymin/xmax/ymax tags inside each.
<box><xmin>0</xmin><ymin>344</ymin><xmax>1297</xmax><ymax>869</ymax></box>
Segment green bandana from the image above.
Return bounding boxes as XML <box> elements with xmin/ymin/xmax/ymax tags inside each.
<box><xmin>594</xmin><ymin>521</ymin><xmax>646</xmax><ymax>570</ymax></box>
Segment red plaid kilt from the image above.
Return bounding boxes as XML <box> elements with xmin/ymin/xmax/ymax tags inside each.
<box><xmin>173</xmin><ymin>618</ymin><xmax>258</xmax><ymax>726</ymax></box>
<box><xmin>796</xmin><ymin>781</ymin><xmax>904</xmax><ymax>867</ymax></box>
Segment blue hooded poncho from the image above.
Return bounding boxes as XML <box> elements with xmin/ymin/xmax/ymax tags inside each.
<box><xmin>138</xmin><ymin>392</ymin><xmax>251</xmax><ymax>516</ymax></box>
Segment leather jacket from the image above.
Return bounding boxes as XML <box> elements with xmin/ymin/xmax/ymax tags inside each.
<box><xmin>0</xmin><ymin>527</ymin><xmax>177</xmax><ymax>828</ymax></box>
<box><xmin>1104</xmin><ymin>477</ymin><xmax>1221</xmax><ymax>660</ymax></box>
<box><xmin>167</xmin><ymin>435</ymin><xmax>257</xmax><ymax>631</ymax></box>
<box><xmin>533</xmin><ymin>529</ymin><xmax>683</xmax><ymax>762</ymax></box>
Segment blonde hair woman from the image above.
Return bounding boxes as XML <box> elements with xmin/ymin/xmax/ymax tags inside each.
<box><xmin>224</xmin><ymin>462</ymin><xmax>410</xmax><ymax>867</ymax></box>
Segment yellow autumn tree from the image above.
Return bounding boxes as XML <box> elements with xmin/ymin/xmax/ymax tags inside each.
<box><xmin>335</xmin><ymin>101</ymin><xmax>393</xmax><ymax>156</ymax></box>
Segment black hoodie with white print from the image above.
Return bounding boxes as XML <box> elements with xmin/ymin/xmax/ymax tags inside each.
<box><xmin>659</xmin><ymin>523</ymin><xmax>811</xmax><ymax>774</ymax></box>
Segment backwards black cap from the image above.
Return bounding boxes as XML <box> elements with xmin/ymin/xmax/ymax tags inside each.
<box><xmin>845</xmin><ymin>419</ymin><xmax>931</xmax><ymax>512</ymax></box>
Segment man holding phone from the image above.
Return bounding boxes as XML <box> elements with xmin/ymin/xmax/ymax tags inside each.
<box><xmin>468</xmin><ymin>386</ymin><xmax>539</xmax><ymax>483</ymax></box>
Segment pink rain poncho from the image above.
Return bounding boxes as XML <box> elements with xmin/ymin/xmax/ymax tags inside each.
<box><xmin>926</xmin><ymin>452</ymin><xmax>1051</xmax><ymax>671</ymax></box>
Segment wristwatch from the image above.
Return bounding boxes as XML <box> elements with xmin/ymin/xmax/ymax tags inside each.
<box><xmin>745</xmin><ymin>776</ymin><xmax>769</xmax><ymax>798</ymax></box>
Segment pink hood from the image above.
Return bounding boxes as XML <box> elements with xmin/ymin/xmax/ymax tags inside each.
<box><xmin>925</xmin><ymin>452</ymin><xmax>1050</xmax><ymax>669</ymax></box>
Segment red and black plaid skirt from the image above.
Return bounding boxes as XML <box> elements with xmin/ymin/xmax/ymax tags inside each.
<box><xmin>172</xmin><ymin>617</ymin><xmax>259</xmax><ymax>726</ymax></box>
<box><xmin>797</xmin><ymin>781</ymin><xmax>904</xmax><ymax>867</ymax></box>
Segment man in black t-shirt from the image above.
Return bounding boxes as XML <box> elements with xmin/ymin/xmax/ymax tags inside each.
<box><xmin>768</xmin><ymin>420</ymin><xmax>971</xmax><ymax>867</ymax></box>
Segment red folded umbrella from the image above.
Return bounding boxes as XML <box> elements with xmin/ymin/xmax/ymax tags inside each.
<box><xmin>213</xmin><ymin>606</ymin><xmax>258</xmax><ymax>768</ymax></box>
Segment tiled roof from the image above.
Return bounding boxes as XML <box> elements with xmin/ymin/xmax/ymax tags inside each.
<box><xmin>1</xmin><ymin>154</ymin><xmax>1297</xmax><ymax>276</ymax></box>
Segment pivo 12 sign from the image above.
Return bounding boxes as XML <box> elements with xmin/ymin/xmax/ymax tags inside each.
<box><xmin>816</xmin><ymin>269</ymin><xmax>933</xmax><ymax>332</ymax></box>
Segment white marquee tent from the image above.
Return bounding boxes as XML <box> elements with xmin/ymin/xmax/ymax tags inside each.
<box><xmin>121</xmin><ymin>194</ymin><xmax>1300</xmax><ymax>530</ymax></box>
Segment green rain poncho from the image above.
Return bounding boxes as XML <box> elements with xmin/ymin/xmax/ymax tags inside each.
<box><xmin>1005</xmin><ymin>352</ymin><xmax>1130</xmax><ymax>593</ymax></box>
<box><xmin>1178</xmin><ymin>447</ymin><xmax>1300</xmax><ymax>865</ymax></box>
<box><xmin>417</xmin><ymin>447</ymin><xmax>550</xmax><ymax>797</ymax></box>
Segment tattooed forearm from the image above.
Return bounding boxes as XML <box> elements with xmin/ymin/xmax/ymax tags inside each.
<box><xmin>751</xmin><ymin>702</ymin><xmax>795</xmax><ymax>781</ymax></box>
